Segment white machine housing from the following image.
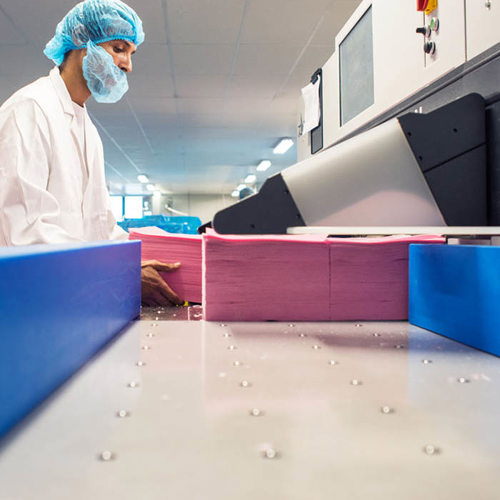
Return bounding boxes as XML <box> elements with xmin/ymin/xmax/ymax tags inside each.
<box><xmin>298</xmin><ymin>0</ymin><xmax>500</xmax><ymax>160</ymax></box>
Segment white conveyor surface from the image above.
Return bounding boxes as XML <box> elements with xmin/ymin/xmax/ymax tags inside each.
<box><xmin>0</xmin><ymin>318</ymin><xmax>499</xmax><ymax>499</ymax></box>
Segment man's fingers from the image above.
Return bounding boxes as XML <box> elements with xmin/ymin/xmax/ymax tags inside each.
<box><xmin>156</xmin><ymin>262</ymin><xmax>181</xmax><ymax>273</ymax></box>
<box><xmin>157</xmin><ymin>279</ymin><xmax>184</xmax><ymax>306</ymax></box>
<box><xmin>140</xmin><ymin>264</ymin><xmax>184</xmax><ymax>307</ymax></box>
<box><xmin>150</xmin><ymin>291</ymin><xmax>169</xmax><ymax>307</ymax></box>
<box><xmin>141</xmin><ymin>292</ymin><xmax>162</xmax><ymax>307</ymax></box>
<box><xmin>142</xmin><ymin>284</ymin><xmax>177</xmax><ymax>307</ymax></box>
<box><xmin>141</xmin><ymin>260</ymin><xmax>181</xmax><ymax>272</ymax></box>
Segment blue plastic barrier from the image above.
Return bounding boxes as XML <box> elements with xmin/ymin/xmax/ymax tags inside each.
<box><xmin>0</xmin><ymin>241</ymin><xmax>141</xmax><ymax>439</ymax></box>
<box><xmin>118</xmin><ymin>215</ymin><xmax>202</xmax><ymax>234</ymax></box>
<box><xmin>409</xmin><ymin>244</ymin><xmax>500</xmax><ymax>357</ymax></box>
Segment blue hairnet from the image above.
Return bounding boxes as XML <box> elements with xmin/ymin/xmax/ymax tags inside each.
<box><xmin>44</xmin><ymin>0</ymin><xmax>145</xmax><ymax>66</ymax></box>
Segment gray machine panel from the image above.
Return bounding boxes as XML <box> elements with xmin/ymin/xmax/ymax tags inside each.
<box><xmin>398</xmin><ymin>93</ymin><xmax>487</xmax><ymax>226</ymax></box>
<box><xmin>339</xmin><ymin>5</ymin><xmax>374</xmax><ymax>126</ymax></box>
<box><xmin>282</xmin><ymin>118</ymin><xmax>445</xmax><ymax>227</ymax></box>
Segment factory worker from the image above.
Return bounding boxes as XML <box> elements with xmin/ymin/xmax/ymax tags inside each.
<box><xmin>0</xmin><ymin>0</ymin><xmax>182</xmax><ymax>307</ymax></box>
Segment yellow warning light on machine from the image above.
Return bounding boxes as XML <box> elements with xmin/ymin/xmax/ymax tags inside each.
<box><xmin>417</xmin><ymin>0</ymin><xmax>438</xmax><ymax>15</ymax></box>
<box><xmin>425</xmin><ymin>0</ymin><xmax>438</xmax><ymax>14</ymax></box>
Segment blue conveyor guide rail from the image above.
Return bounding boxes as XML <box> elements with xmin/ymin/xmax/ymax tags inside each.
<box><xmin>410</xmin><ymin>243</ymin><xmax>500</xmax><ymax>357</ymax></box>
<box><xmin>0</xmin><ymin>240</ymin><xmax>141</xmax><ymax>439</ymax></box>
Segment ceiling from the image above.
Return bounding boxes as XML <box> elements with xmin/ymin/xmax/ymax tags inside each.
<box><xmin>0</xmin><ymin>0</ymin><xmax>361</xmax><ymax>196</ymax></box>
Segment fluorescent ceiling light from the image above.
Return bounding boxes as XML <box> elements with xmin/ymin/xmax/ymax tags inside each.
<box><xmin>137</xmin><ymin>173</ymin><xmax>149</xmax><ymax>183</ymax></box>
<box><xmin>273</xmin><ymin>138</ymin><xmax>294</xmax><ymax>155</ymax></box>
<box><xmin>257</xmin><ymin>160</ymin><xmax>272</xmax><ymax>172</ymax></box>
<box><xmin>146</xmin><ymin>183</ymin><xmax>155</xmax><ymax>192</ymax></box>
<box><xmin>244</xmin><ymin>174</ymin><xmax>257</xmax><ymax>184</ymax></box>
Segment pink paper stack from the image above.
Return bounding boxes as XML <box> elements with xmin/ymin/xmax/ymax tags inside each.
<box><xmin>328</xmin><ymin>235</ymin><xmax>444</xmax><ymax>320</ymax></box>
<box><xmin>203</xmin><ymin>233</ymin><xmax>444</xmax><ymax>322</ymax></box>
<box><xmin>203</xmin><ymin>233</ymin><xmax>330</xmax><ymax>322</ymax></box>
<box><xmin>129</xmin><ymin>227</ymin><xmax>203</xmax><ymax>303</ymax></box>
<box><xmin>128</xmin><ymin>227</ymin><xmax>443</xmax><ymax>321</ymax></box>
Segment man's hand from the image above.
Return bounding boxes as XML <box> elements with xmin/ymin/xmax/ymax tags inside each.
<box><xmin>141</xmin><ymin>260</ymin><xmax>184</xmax><ymax>307</ymax></box>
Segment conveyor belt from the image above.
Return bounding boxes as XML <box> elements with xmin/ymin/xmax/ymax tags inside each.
<box><xmin>0</xmin><ymin>316</ymin><xmax>499</xmax><ymax>500</ymax></box>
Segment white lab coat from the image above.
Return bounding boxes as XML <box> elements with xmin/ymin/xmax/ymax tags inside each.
<box><xmin>0</xmin><ymin>67</ymin><xmax>127</xmax><ymax>246</ymax></box>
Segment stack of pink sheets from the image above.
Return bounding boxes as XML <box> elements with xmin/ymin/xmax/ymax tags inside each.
<box><xmin>129</xmin><ymin>227</ymin><xmax>443</xmax><ymax>321</ymax></box>
<box><xmin>203</xmin><ymin>233</ymin><xmax>329</xmax><ymax>321</ymax></box>
<box><xmin>129</xmin><ymin>227</ymin><xmax>202</xmax><ymax>303</ymax></box>
<box><xmin>203</xmin><ymin>233</ymin><xmax>444</xmax><ymax>321</ymax></box>
<box><xmin>328</xmin><ymin>236</ymin><xmax>444</xmax><ymax>321</ymax></box>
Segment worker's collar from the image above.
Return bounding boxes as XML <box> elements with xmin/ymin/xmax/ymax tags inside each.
<box><xmin>49</xmin><ymin>66</ymin><xmax>84</xmax><ymax>118</ymax></box>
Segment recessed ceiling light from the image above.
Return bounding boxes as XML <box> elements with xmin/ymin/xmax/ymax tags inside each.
<box><xmin>244</xmin><ymin>174</ymin><xmax>257</xmax><ymax>184</ymax></box>
<box><xmin>146</xmin><ymin>184</ymin><xmax>155</xmax><ymax>191</ymax></box>
<box><xmin>257</xmin><ymin>160</ymin><xmax>271</xmax><ymax>172</ymax></box>
<box><xmin>273</xmin><ymin>138</ymin><xmax>294</xmax><ymax>155</ymax></box>
<box><xmin>137</xmin><ymin>173</ymin><xmax>149</xmax><ymax>183</ymax></box>
<box><xmin>231</xmin><ymin>190</ymin><xmax>240</xmax><ymax>198</ymax></box>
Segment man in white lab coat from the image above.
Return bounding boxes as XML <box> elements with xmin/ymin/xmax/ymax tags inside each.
<box><xmin>0</xmin><ymin>0</ymin><xmax>182</xmax><ymax>306</ymax></box>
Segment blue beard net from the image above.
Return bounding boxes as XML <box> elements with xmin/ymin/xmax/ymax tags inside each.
<box><xmin>82</xmin><ymin>41</ymin><xmax>129</xmax><ymax>103</ymax></box>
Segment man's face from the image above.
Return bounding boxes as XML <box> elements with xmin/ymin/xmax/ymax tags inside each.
<box><xmin>99</xmin><ymin>39</ymin><xmax>137</xmax><ymax>73</ymax></box>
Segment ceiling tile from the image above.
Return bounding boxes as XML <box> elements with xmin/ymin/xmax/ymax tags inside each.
<box><xmin>134</xmin><ymin>89</ymin><xmax>173</xmax><ymax>106</ymax></box>
<box><xmin>172</xmin><ymin>44</ymin><xmax>234</xmax><ymax>76</ymax></box>
<box><xmin>227</xmin><ymin>74</ymin><xmax>288</xmax><ymax>100</ymax></box>
<box><xmin>312</xmin><ymin>0</ymin><xmax>363</xmax><ymax>45</ymax></box>
<box><xmin>128</xmin><ymin>0</ymin><xmax>167</xmax><ymax>44</ymax></box>
<box><xmin>266</xmin><ymin>97</ymin><xmax>299</xmax><ymax>115</ymax></box>
<box><xmin>0</xmin><ymin>6</ymin><xmax>27</xmax><ymax>44</ymax></box>
<box><xmin>241</xmin><ymin>0</ymin><xmax>332</xmax><ymax>44</ymax></box>
<box><xmin>131</xmin><ymin>43</ymin><xmax>172</xmax><ymax>77</ymax></box>
<box><xmin>127</xmin><ymin>73</ymin><xmax>176</xmax><ymax>99</ymax></box>
<box><xmin>0</xmin><ymin>76</ymin><xmax>17</xmax><ymax>104</ymax></box>
<box><xmin>178</xmin><ymin>111</ymin><xmax>261</xmax><ymax>129</ymax></box>
<box><xmin>176</xmin><ymin>75</ymin><xmax>229</xmax><ymax>98</ymax></box>
<box><xmin>166</xmin><ymin>0</ymin><xmax>246</xmax><ymax>44</ymax></box>
<box><xmin>176</xmin><ymin>98</ymin><xmax>225</xmax><ymax>114</ymax></box>
<box><xmin>0</xmin><ymin>44</ymin><xmax>52</xmax><ymax>79</ymax></box>
<box><xmin>87</xmin><ymin>98</ymin><xmax>133</xmax><ymax>123</ymax></box>
<box><xmin>233</xmin><ymin>43</ymin><xmax>303</xmax><ymax>76</ymax></box>
<box><xmin>1</xmin><ymin>0</ymin><xmax>73</xmax><ymax>44</ymax></box>
<box><xmin>292</xmin><ymin>44</ymin><xmax>337</xmax><ymax>82</ymax></box>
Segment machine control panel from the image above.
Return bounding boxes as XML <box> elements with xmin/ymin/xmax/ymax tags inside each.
<box><xmin>417</xmin><ymin>13</ymin><xmax>439</xmax><ymax>57</ymax></box>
